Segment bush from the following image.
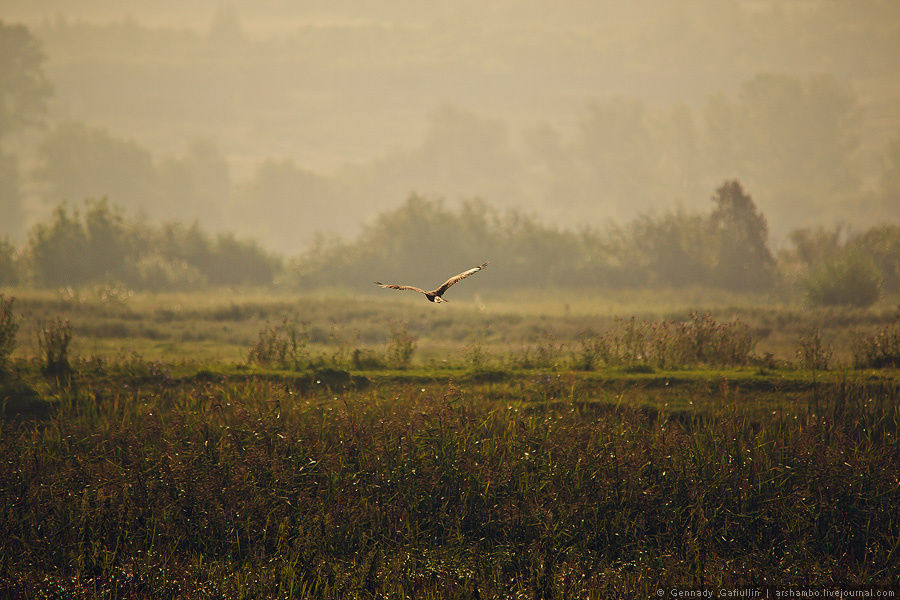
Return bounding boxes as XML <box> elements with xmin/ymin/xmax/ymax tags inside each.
<box><xmin>126</xmin><ymin>253</ymin><xmax>205</xmax><ymax>291</ymax></box>
<box><xmin>803</xmin><ymin>251</ymin><xmax>881</xmax><ymax>307</ymax></box>
<box><xmin>673</xmin><ymin>312</ymin><xmax>755</xmax><ymax>367</ymax></box>
<box><xmin>247</xmin><ymin>319</ymin><xmax>308</xmax><ymax>369</ymax></box>
<box><xmin>37</xmin><ymin>317</ymin><xmax>73</xmax><ymax>375</ymax></box>
<box><xmin>573</xmin><ymin>331</ymin><xmax>603</xmax><ymax>371</ymax></box>
<box><xmin>511</xmin><ymin>332</ymin><xmax>565</xmax><ymax>370</ymax></box>
<box><xmin>579</xmin><ymin>313</ymin><xmax>756</xmax><ymax>369</ymax></box>
<box><xmin>25</xmin><ymin>200</ymin><xmax>280</xmax><ymax>289</ymax></box>
<box><xmin>351</xmin><ymin>348</ymin><xmax>385</xmax><ymax>370</ymax></box>
<box><xmin>386</xmin><ymin>322</ymin><xmax>416</xmax><ymax>369</ymax></box>
<box><xmin>851</xmin><ymin>225</ymin><xmax>900</xmax><ymax>293</ymax></box>
<box><xmin>796</xmin><ymin>327</ymin><xmax>833</xmax><ymax>370</ymax></box>
<box><xmin>465</xmin><ymin>337</ymin><xmax>488</xmax><ymax>369</ymax></box>
<box><xmin>0</xmin><ymin>294</ymin><xmax>18</xmax><ymax>372</ymax></box>
<box><xmin>205</xmin><ymin>233</ymin><xmax>279</xmax><ymax>287</ymax></box>
<box><xmin>28</xmin><ymin>203</ymin><xmax>93</xmax><ymax>286</ymax></box>
<box><xmin>851</xmin><ymin>310</ymin><xmax>900</xmax><ymax>369</ymax></box>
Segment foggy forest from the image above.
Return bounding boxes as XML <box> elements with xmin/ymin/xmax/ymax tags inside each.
<box><xmin>1</xmin><ymin>1</ymin><xmax>899</xmax><ymax>286</ymax></box>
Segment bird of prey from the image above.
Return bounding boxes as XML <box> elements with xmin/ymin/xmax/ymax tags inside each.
<box><xmin>375</xmin><ymin>262</ymin><xmax>488</xmax><ymax>303</ymax></box>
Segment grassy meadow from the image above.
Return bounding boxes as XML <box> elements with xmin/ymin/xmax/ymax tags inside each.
<box><xmin>1</xmin><ymin>288</ymin><xmax>899</xmax><ymax>598</ymax></box>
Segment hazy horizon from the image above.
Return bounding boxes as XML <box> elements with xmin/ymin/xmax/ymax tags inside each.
<box><xmin>1</xmin><ymin>0</ymin><xmax>899</xmax><ymax>254</ymax></box>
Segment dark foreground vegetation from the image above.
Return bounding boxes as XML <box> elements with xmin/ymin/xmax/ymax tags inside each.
<box><xmin>1</xmin><ymin>295</ymin><xmax>899</xmax><ymax>598</ymax></box>
<box><xmin>1</xmin><ymin>365</ymin><xmax>898</xmax><ymax>598</ymax></box>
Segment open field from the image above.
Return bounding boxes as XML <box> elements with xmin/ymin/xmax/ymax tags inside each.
<box><xmin>1</xmin><ymin>289</ymin><xmax>899</xmax><ymax>598</ymax></box>
<box><xmin>3</xmin><ymin>286</ymin><xmax>900</xmax><ymax>366</ymax></box>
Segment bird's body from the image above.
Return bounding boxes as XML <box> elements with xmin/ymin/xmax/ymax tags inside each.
<box><xmin>375</xmin><ymin>262</ymin><xmax>487</xmax><ymax>302</ymax></box>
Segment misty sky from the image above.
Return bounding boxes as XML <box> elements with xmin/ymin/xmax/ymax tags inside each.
<box><xmin>2</xmin><ymin>0</ymin><xmax>899</xmax><ymax>252</ymax></box>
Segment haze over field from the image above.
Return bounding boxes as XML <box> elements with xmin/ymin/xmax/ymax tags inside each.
<box><xmin>1</xmin><ymin>0</ymin><xmax>899</xmax><ymax>254</ymax></box>
<box><xmin>3</xmin><ymin>9</ymin><xmax>900</xmax><ymax>594</ymax></box>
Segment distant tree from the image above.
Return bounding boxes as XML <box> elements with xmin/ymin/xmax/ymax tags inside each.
<box><xmin>34</xmin><ymin>122</ymin><xmax>158</xmax><ymax>213</ymax></box>
<box><xmin>786</xmin><ymin>224</ymin><xmax>900</xmax><ymax>297</ymax></box>
<box><xmin>803</xmin><ymin>250</ymin><xmax>881</xmax><ymax>308</ymax></box>
<box><xmin>0</xmin><ymin>21</ymin><xmax>52</xmax><ymax>141</ymax></box>
<box><xmin>292</xmin><ymin>192</ymin><xmax>777</xmax><ymax>292</ymax></box>
<box><xmin>850</xmin><ymin>225</ymin><xmax>900</xmax><ymax>293</ymax></box>
<box><xmin>292</xmin><ymin>195</ymin><xmax>502</xmax><ymax>290</ymax></box>
<box><xmin>787</xmin><ymin>226</ymin><xmax>845</xmax><ymax>268</ymax></box>
<box><xmin>352</xmin><ymin>106</ymin><xmax>521</xmax><ymax>220</ymax></box>
<box><xmin>705</xmin><ymin>74</ymin><xmax>859</xmax><ymax>228</ymax></box>
<box><xmin>0</xmin><ymin>153</ymin><xmax>23</xmax><ymax>237</ymax></box>
<box><xmin>83</xmin><ymin>198</ymin><xmax>136</xmax><ymax>282</ymax></box>
<box><xmin>0</xmin><ymin>22</ymin><xmax>51</xmax><ymax>238</ymax></box>
<box><xmin>26</xmin><ymin>199</ymin><xmax>280</xmax><ymax>289</ymax></box>
<box><xmin>625</xmin><ymin>209</ymin><xmax>713</xmax><ymax>287</ymax></box>
<box><xmin>157</xmin><ymin>140</ymin><xmax>230</xmax><ymax>225</ymax></box>
<box><xmin>27</xmin><ymin>199</ymin><xmax>145</xmax><ymax>287</ymax></box>
<box><xmin>361</xmin><ymin>195</ymin><xmax>482</xmax><ymax>284</ymax></box>
<box><xmin>159</xmin><ymin>221</ymin><xmax>212</xmax><ymax>273</ymax></box>
<box><xmin>27</xmin><ymin>203</ymin><xmax>92</xmax><ymax>287</ymax></box>
<box><xmin>530</xmin><ymin>98</ymin><xmax>706</xmax><ymax>225</ymax></box>
<box><xmin>293</xmin><ymin>194</ymin><xmax>618</xmax><ymax>291</ymax></box>
<box><xmin>709</xmin><ymin>180</ymin><xmax>775</xmax><ymax>290</ymax></box>
<box><xmin>573</xmin><ymin>97</ymin><xmax>661</xmax><ymax>218</ymax></box>
<box><xmin>0</xmin><ymin>237</ymin><xmax>18</xmax><ymax>285</ymax></box>
<box><xmin>207</xmin><ymin>233</ymin><xmax>279</xmax><ymax>286</ymax></box>
<box><xmin>876</xmin><ymin>137</ymin><xmax>900</xmax><ymax>217</ymax></box>
<box><xmin>232</xmin><ymin>159</ymin><xmax>333</xmax><ymax>252</ymax></box>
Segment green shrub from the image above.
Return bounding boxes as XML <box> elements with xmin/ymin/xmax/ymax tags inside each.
<box><xmin>803</xmin><ymin>251</ymin><xmax>881</xmax><ymax>307</ymax></box>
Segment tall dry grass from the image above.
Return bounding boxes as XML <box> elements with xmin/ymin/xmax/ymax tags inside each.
<box><xmin>2</xmin><ymin>371</ymin><xmax>897</xmax><ymax>597</ymax></box>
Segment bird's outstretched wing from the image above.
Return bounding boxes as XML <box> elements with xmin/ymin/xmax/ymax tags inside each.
<box><xmin>374</xmin><ymin>282</ymin><xmax>428</xmax><ymax>294</ymax></box>
<box><xmin>433</xmin><ymin>262</ymin><xmax>488</xmax><ymax>295</ymax></box>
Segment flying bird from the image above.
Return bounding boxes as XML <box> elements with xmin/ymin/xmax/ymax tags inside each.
<box><xmin>375</xmin><ymin>262</ymin><xmax>488</xmax><ymax>303</ymax></box>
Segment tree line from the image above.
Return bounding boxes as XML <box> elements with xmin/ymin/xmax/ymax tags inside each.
<box><xmin>291</xmin><ymin>181</ymin><xmax>895</xmax><ymax>307</ymax></box>
<box><xmin>2</xmin><ymin>182</ymin><xmax>895</xmax><ymax>308</ymax></box>
<box><xmin>0</xmin><ymin>199</ymin><xmax>277</xmax><ymax>290</ymax></box>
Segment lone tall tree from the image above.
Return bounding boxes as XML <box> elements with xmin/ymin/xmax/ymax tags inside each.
<box><xmin>0</xmin><ymin>21</ymin><xmax>51</xmax><ymax>141</ymax></box>
<box><xmin>710</xmin><ymin>180</ymin><xmax>775</xmax><ymax>290</ymax></box>
<box><xmin>0</xmin><ymin>21</ymin><xmax>52</xmax><ymax>237</ymax></box>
